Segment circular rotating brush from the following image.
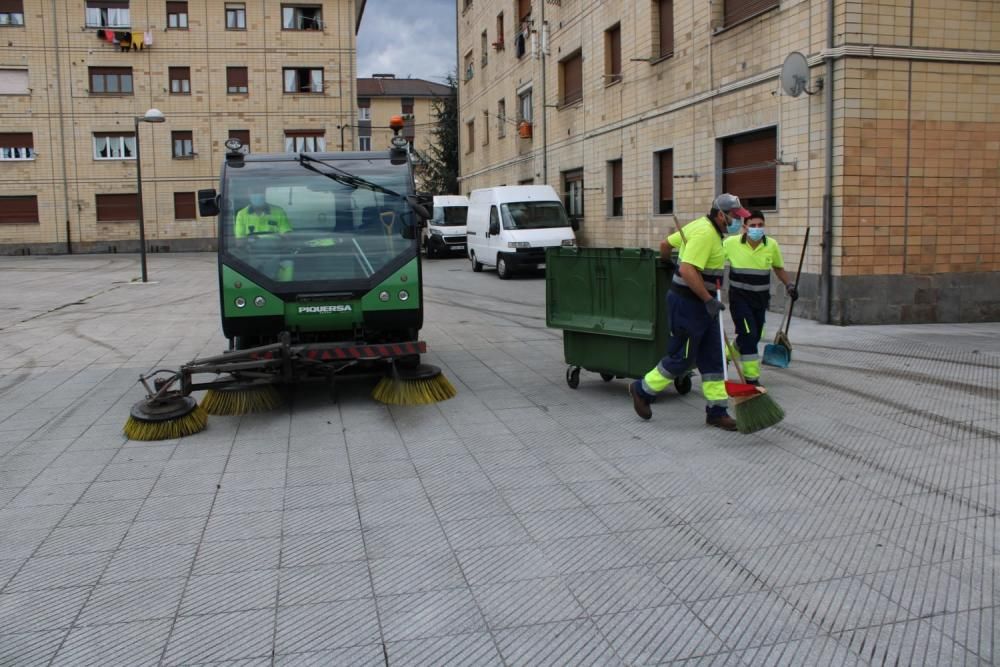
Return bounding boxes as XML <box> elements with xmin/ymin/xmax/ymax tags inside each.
<box><xmin>200</xmin><ymin>384</ymin><xmax>284</xmax><ymax>416</ymax></box>
<box><xmin>372</xmin><ymin>364</ymin><xmax>457</xmax><ymax>406</ymax></box>
<box><xmin>124</xmin><ymin>394</ymin><xmax>208</xmax><ymax>441</ymax></box>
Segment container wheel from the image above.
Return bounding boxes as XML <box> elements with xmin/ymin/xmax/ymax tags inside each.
<box><xmin>471</xmin><ymin>251</ymin><xmax>483</xmax><ymax>272</ymax></box>
<box><xmin>497</xmin><ymin>255</ymin><xmax>511</xmax><ymax>280</ymax></box>
<box><xmin>600</xmin><ymin>373</ymin><xmax>614</xmax><ymax>382</ymax></box>
<box><xmin>675</xmin><ymin>374</ymin><xmax>693</xmax><ymax>395</ymax></box>
<box><xmin>566</xmin><ymin>366</ymin><xmax>581</xmax><ymax>389</ymax></box>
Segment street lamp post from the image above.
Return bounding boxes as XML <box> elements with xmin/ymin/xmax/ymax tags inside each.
<box><xmin>133</xmin><ymin>108</ymin><xmax>165</xmax><ymax>282</ymax></box>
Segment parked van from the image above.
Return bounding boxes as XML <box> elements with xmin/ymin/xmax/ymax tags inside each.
<box><xmin>423</xmin><ymin>195</ymin><xmax>469</xmax><ymax>258</ymax></box>
<box><xmin>466</xmin><ymin>185</ymin><xmax>577</xmax><ymax>279</ymax></box>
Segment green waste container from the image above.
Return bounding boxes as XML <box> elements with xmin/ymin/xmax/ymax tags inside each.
<box><xmin>545</xmin><ymin>246</ymin><xmax>692</xmax><ymax>394</ymax></box>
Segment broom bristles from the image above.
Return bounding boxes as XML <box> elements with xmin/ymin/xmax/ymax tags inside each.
<box><xmin>372</xmin><ymin>374</ymin><xmax>457</xmax><ymax>406</ymax></box>
<box><xmin>201</xmin><ymin>385</ymin><xmax>283</xmax><ymax>416</ymax></box>
<box><xmin>733</xmin><ymin>390</ymin><xmax>785</xmax><ymax>434</ymax></box>
<box><xmin>123</xmin><ymin>405</ymin><xmax>208</xmax><ymax>441</ymax></box>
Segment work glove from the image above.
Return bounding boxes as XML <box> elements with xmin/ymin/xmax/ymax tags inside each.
<box><xmin>785</xmin><ymin>284</ymin><xmax>799</xmax><ymax>301</ymax></box>
<box><xmin>704</xmin><ymin>299</ymin><xmax>725</xmax><ymax>318</ymax></box>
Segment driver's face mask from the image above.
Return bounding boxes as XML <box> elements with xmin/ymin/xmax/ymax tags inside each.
<box><xmin>249</xmin><ymin>194</ymin><xmax>266</xmax><ymax>208</ymax></box>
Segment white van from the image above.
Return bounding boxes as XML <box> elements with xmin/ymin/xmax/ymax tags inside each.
<box><xmin>466</xmin><ymin>185</ymin><xmax>577</xmax><ymax>279</ymax></box>
<box><xmin>423</xmin><ymin>195</ymin><xmax>469</xmax><ymax>258</ymax></box>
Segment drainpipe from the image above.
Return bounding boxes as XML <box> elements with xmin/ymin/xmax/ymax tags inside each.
<box><xmin>539</xmin><ymin>0</ymin><xmax>548</xmax><ymax>184</ymax></box>
<box><xmin>820</xmin><ymin>0</ymin><xmax>835</xmax><ymax>322</ymax></box>
<box><xmin>52</xmin><ymin>0</ymin><xmax>72</xmax><ymax>254</ymax></box>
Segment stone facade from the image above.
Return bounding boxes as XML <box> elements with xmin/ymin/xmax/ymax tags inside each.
<box><xmin>456</xmin><ymin>0</ymin><xmax>1000</xmax><ymax>324</ymax></box>
<box><xmin>0</xmin><ymin>0</ymin><xmax>361</xmax><ymax>255</ymax></box>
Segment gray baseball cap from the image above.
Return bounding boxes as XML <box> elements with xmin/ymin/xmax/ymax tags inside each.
<box><xmin>713</xmin><ymin>193</ymin><xmax>751</xmax><ymax>219</ymax></box>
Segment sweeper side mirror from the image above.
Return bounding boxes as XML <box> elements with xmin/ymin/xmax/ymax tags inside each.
<box><xmin>198</xmin><ymin>189</ymin><xmax>220</xmax><ymax>217</ymax></box>
<box><xmin>570</xmin><ymin>216</ymin><xmax>580</xmax><ymax>232</ymax></box>
<box><xmin>405</xmin><ymin>195</ymin><xmax>431</xmax><ymax>222</ymax></box>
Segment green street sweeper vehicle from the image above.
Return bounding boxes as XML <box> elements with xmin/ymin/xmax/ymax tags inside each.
<box><xmin>125</xmin><ymin>119</ymin><xmax>454</xmax><ymax>441</ymax></box>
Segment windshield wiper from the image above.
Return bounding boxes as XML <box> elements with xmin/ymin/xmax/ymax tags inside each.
<box><xmin>296</xmin><ymin>154</ymin><xmax>402</xmax><ymax>199</ymax></box>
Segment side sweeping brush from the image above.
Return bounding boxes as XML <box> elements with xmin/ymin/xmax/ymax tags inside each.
<box><xmin>124</xmin><ymin>372</ymin><xmax>208</xmax><ymax>441</ymax></box>
<box><xmin>201</xmin><ymin>384</ymin><xmax>284</xmax><ymax>416</ymax></box>
<box><xmin>372</xmin><ymin>363</ymin><xmax>457</xmax><ymax>406</ymax></box>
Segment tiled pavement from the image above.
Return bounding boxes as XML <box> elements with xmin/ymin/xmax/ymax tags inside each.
<box><xmin>0</xmin><ymin>253</ymin><xmax>997</xmax><ymax>666</ymax></box>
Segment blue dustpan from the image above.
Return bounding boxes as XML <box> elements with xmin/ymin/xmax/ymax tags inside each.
<box><xmin>762</xmin><ymin>342</ymin><xmax>791</xmax><ymax>368</ymax></box>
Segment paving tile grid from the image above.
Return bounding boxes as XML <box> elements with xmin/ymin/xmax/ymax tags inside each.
<box><xmin>0</xmin><ymin>254</ymin><xmax>997</xmax><ymax>666</ymax></box>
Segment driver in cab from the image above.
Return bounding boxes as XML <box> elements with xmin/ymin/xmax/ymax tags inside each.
<box><xmin>234</xmin><ymin>192</ymin><xmax>291</xmax><ymax>238</ymax></box>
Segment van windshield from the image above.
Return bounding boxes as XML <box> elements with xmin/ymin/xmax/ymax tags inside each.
<box><xmin>434</xmin><ymin>207</ymin><xmax>468</xmax><ymax>226</ymax></box>
<box><xmin>501</xmin><ymin>201</ymin><xmax>570</xmax><ymax>230</ymax></box>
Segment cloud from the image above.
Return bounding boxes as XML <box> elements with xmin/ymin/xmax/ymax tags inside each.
<box><xmin>357</xmin><ymin>0</ymin><xmax>456</xmax><ymax>83</ymax></box>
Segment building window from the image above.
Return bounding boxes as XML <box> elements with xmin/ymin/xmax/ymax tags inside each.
<box><xmin>282</xmin><ymin>67</ymin><xmax>323</xmax><ymax>93</ymax></box>
<box><xmin>282</xmin><ymin>5</ymin><xmax>322</xmax><ymax>30</ymax></box>
<box><xmin>284</xmin><ymin>130</ymin><xmax>325</xmax><ymax>152</ymax></box>
<box><xmin>0</xmin><ymin>68</ymin><xmax>28</xmax><ymax>94</ymax></box>
<box><xmin>228</xmin><ymin>129</ymin><xmax>250</xmax><ymax>152</ymax></box>
<box><xmin>89</xmin><ymin>67</ymin><xmax>133</xmax><ymax>95</ymax></box>
<box><xmin>605</xmin><ymin>24</ymin><xmax>621</xmax><ymax>85</ymax></box>
<box><xmin>225</xmin><ymin>2</ymin><xmax>246</xmax><ymax>29</ymax></box>
<box><xmin>0</xmin><ymin>133</ymin><xmax>34</xmax><ymax>160</ymax></box>
<box><xmin>560</xmin><ymin>51</ymin><xmax>583</xmax><ymax>106</ymax></box>
<box><xmin>93</xmin><ymin>132</ymin><xmax>135</xmax><ymax>160</ymax></box>
<box><xmin>654</xmin><ymin>149</ymin><xmax>673</xmax><ymax>214</ymax></box>
<box><xmin>401</xmin><ymin>97</ymin><xmax>414</xmax><ymax>115</ymax></box>
<box><xmin>358</xmin><ymin>107</ymin><xmax>370</xmax><ymax>121</ymax></box>
<box><xmin>463</xmin><ymin>51</ymin><xmax>474</xmax><ymax>83</ymax></box>
<box><xmin>166</xmin><ymin>1</ymin><xmax>188</xmax><ymax>28</ymax></box>
<box><xmin>656</xmin><ymin>0</ymin><xmax>673</xmax><ymax>59</ymax></box>
<box><xmin>608</xmin><ymin>159</ymin><xmax>623</xmax><ymax>217</ymax></box>
<box><xmin>359</xmin><ymin>136</ymin><xmax>371</xmax><ymax>151</ymax></box>
<box><xmin>0</xmin><ymin>195</ymin><xmax>38</xmax><ymax>224</ymax></box>
<box><xmin>518</xmin><ymin>88</ymin><xmax>532</xmax><ymax>122</ymax></box>
<box><xmin>0</xmin><ymin>1</ymin><xmax>25</xmax><ymax>25</ymax></box>
<box><xmin>481</xmin><ymin>30</ymin><xmax>488</xmax><ymax>68</ymax></box>
<box><xmin>482</xmin><ymin>110</ymin><xmax>490</xmax><ymax>146</ymax></box>
<box><xmin>563</xmin><ymin>169</ymin><xmax>584</xmax><ymax>219</ymax></box>
<box><xmin>85</xmin><ymin>1</ymin><xmax>130</xmax><ymax>28</ymax></box>
<box><xmin>725</xmin><ymin>0</ymin><xmax>778</xmax><ymax>27</ymax></box>
<box><xmin>172</xmin><ymin>130</ymin><xmax>194</xmax><ymax>158</ymax></box>
<box><xmin>495</xmin><ymin>12</ymin><xmax>504</xmax><ymax>48</ymax></box>
<box><xmin>465</xmin><ymin>120</ymin><xmax>474</xmax><ymax>153</ymax></box>
<box><xmin>497</xmin><ymin>99</ymin><xmax>506</xmax><ymax>138</ymax></box>
<box><xmin>226</xmin><ymin>67</ymin><xmax>248</xmax><ymax>94</ymax></box>
<box><xmin>168</xmin><ymin>67</ymin><xmax>190</xmax><ymax>94</ymax></box>
<box><xmin>173</xmin><ymin>192</ymin><xmax>196</xmax><ymax>219</ymax></box>
<box><xmin>96</xmin><ymin>193</ymin><xmax>138</xmax><ymax>222</ymax></box>
<box><xmin>721</xmin><ymin>126</ymin><xmax>777</xmax><ymax>209</ymax></box>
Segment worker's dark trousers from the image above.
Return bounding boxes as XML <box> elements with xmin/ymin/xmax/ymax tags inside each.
<box><xmin>729</xmin><ymin>291</ymin><xmax>767</xmax><ymax>381</ymax></box>
<box><xmin>636</xmin><ymin>292</ymin><xmax>728</xmax><ymax>417</ymax></box>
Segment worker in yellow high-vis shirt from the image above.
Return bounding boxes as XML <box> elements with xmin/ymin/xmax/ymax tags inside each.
<box><xmin>629</xmin><ymin>194</ymin><xmax>750</xmax><ymax>431</ymax></box>
<box><xmin>723</xmin><ymin>210</ymin><xmax>797</xmax><ymax>384</ymax></box>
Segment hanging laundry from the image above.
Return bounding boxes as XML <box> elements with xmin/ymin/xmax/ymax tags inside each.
<box><xmin>118</xmin><ymin>32</ymin><xmax>131</xmax><ymax>52</ymax></box>
<box><xmin>103</xmin><ymin>30</ymin><xmax>115</xmax><ymax>42</ymax></box>
<box><xmin>143</xmin><ymin>31</ymin><xmax>153</xmax><ymax>47</ymax></box>
<box><xmin>130</xmin><ymin>32</ymin><xmax>144</xmax><ymax>50</ymax></box>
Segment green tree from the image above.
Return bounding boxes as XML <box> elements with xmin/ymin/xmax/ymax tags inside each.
<box><xmin>419</xmin><ymin>73</ymin><xmax>459</xmax><ymax>194</ymax></box>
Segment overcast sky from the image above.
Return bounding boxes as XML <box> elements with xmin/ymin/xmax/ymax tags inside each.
<box><xmin>357</xmin><ymin>0</ymin><xmax>457</xmax><ymax>84</ymax></box>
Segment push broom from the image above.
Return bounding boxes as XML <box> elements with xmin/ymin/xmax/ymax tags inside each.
<box><xmin>716</xmin><ymin>283</ymin><xmax>785</xmax><ymax>434</ymax></box>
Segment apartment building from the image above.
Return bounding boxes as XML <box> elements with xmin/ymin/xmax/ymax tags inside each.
<box><xmin>356</xmin><ymin>73</ymin><xmax>453</xmax><ymax>162</ymax></box>
<box><xmin>457</xmin><ymin>0</ymin><xmax>1000</xmax><ymax>324</ymax></box>
<box><xmin>0</xmin><ymin>0</ymin><xmax>364</xmax><ymax>254</ymax></box>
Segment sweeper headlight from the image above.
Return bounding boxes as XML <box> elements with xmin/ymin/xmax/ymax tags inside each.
<box><xmin>379</xmin><ymin>291</ymin><xmax>390</xmax><ymax>302</ymax></box>
<box><xmin>398</xmin><ymin>290</ymin><xmax>409</xmax><ymax>302</ymax></box>
<box><xmin>235</xmin><ymin>297</ymin><xmax>246</xmax><ymax>308</ymax></box>
<box><xmin>253</xmin><ymin>296</ymin><xmax>266</xmax><ymax>307</ymax></box>
<box><xmin>225</xmin><ymin>137</ymin><xmax>243</xmax><ymax>152</ymax></box>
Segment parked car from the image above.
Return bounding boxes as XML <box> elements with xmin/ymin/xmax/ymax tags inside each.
<box><xmin>423</xmin><ymin>195</ymin><xmax>469</xmax><ymax>258</ymax></box>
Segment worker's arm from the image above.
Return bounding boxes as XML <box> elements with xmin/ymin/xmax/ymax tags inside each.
<box><xmin>276</xmin><ymin>209</ymin><xmax>292</xmax><ymax>234</ymax></box>
<box><xmin>233</xmin><ymin>210</ymin><xmax>247</xmax><ymax>238</ymax></box>
<box><xmin>679</xmin><ymin>262</ymin><xmax>713</xmax><ymax>303</ymax></box>
<box><xmin>773</xmin><ymin>266</ymin><xmax>791</xmax><ymax>287</ymax></box>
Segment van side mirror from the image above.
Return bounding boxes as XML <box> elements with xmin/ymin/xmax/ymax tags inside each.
<box><xmin>570</xmin><ymin>217</ymin><xmax>580</xmax><ymax>231</ymax></box>
<box><xmin>488</xmin><ymin>219</ymin><xmax>500</xmax><ymax>236</ymax></box>
<box><xmin>198</xmin><ymin>189</ymin><xmax>220</xmax><ymax>217</ymax></box>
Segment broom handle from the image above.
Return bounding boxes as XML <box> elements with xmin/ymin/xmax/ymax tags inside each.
<box><xmin>784</xmin><ymin>227</ymin><xmax>810</xmax><ymax>336</ymax></box>
<box><xmin>717</xmin><ymin>279</ymin><xmax>748</xmax><ymax>384</ymax></box>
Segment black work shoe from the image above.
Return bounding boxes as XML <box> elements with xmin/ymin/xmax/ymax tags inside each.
<box><xmin>706</xmin><ymin>414</ymin><xmax>737</xmax><ymax>431</ymax></box>
<box><xmin>629</xmin><ymin>382</ymin><xmax>652</xmax><ymax>420</ymax></box>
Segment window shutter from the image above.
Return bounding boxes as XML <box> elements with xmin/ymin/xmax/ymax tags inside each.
<box><xmin>173</xmin><ymin>192</ymin><xmax>196</xmax><ymax>220</ymax></box>
<box><xmin>0</xmin><ymin>133</ymin><xmax>33</xmax><ymax>148</ymax></box>
<box><xmin>609</xmin><ymin>26</ymin><xmax>621</xmax><ymax>78</ymax></box>
<box><xmin>563</xmin><ymin>52</ymin><xmax>582</xmax><ymax>104</ymax></box>
<box><xmin>722</xmin><ymin>128</ymin><xmax>777</xmax><ymax>200</ymax></box>
<box><xmin>357</xmin><ymin>97</ymin><xmax>370</xmax><ymax>108</ymax></box>
<box><xmin>0</xmin><ymin>196</ymin><xmax>38</xmax><ymax>223</ymax></box>
<box><xmin>166</xmin><ymin>1</ymin><xmax>187</xmax><ymax>12</ymax></box>
<box><xmin>724</xmin><ymin>0</ymin><xmax>778</xmax><ymax>26</ymax></box>
<box><xmin>87</xmin><ymin>1</ymin><xmax>129</xmax><ymax>8</ymax></box>
<box><xmin>518</xmin><ymin>0</ymin><xmax>531</xmax><ymax>21</ymax></box>
<box><xmin>658</xmin><ymin>150</ymin><xmax>673</xmax><ymax>207</ymax></box>
<box><xmin>284</xmin><ymin>129</ymin><xmax>324</xmax><ymax>138</ymax></box>
<box><xmin>658</xmin><ymin>0</ymin><xmax>674</xmax><ymax>58</ymax></box>
<box><xmin>0</xmin><ymin>1</ymin><xmax>24</xmax><ymax>12</ymax></box>
<box><xmin>229</xmin><ymin>129</ymin><xmax>250</xmax><ymax>145</ymax></box>
<box><xmin>96</xmin><ymin>194</ymin><xmax>139</xmax><ymax>222</ymax></box>
<box><xmin>227</xmin><ymin>67</ymin><xmax>248</xmax><ymax>88</ymax></box>
<box><xmin>611</xmin><ymin>160</ymin><xmax>622</xmax><ymax>198</ymax></box>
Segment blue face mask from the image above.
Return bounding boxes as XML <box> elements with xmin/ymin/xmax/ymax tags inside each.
<box><xmin>249</xmin><ymin>194</ymin><xmax>266</xmax><ymax>208</ymax></box>
<box><xmin>747</xmin><ymin>227</ymin><xmax>765</xmax><ymax>242</ymax></box>
<box><xmin>727</xmin><ymin>217</ymin><xmax>742</xmax><ymax>234</ymax></box>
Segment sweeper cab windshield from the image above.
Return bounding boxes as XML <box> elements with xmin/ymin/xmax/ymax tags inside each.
<box><xmin>217</xmin><ymin>154</ymin><xmax>418</xmax><ymax>287</ymax></box>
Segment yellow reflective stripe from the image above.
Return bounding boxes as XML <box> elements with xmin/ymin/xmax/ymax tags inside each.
<box><xmin>702</xmin><ymin>380</ymin><xmax>729</xmax><ymax>402</ymax></box>
<box><xmin>743</xmin><ymin>359</ymin><xmax>761</xmax><ymax>380</ymax></box>
<box><xmin>743</xmin><ymin>318</ymin><xmax>751</xmax><ymax>334</ymax></box>
<box><xmin>684</xmin><ymin>339</ymin><xmax>690</xmax><ymax>359</ymax></box>
<box><xmin>643</xmin><ymin>366</ymin><xmax>673</xmax><ymax>393</ymax></box>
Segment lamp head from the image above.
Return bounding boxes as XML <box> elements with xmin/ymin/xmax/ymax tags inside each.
<box><xmin>142</xmin><ymin>108</ymin><xmax>166</xmax><ymax>123</ymax></box>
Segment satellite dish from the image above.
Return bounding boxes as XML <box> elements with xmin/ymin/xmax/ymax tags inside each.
<box><xmin>780</xmin><ymin>52</ymin><xmax>811</xmax><ymax>97</ymax></box>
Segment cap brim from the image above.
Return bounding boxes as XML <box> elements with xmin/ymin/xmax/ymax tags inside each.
<box><xmin>732</xmin><ymin>207</ymin><xmax>752</xmax><ymax>219</ymax></box>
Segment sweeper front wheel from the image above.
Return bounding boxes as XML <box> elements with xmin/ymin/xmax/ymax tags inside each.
<box><xmin>125</xmin><ymin>395</ymin><xmax>207</xmax><ymax>441</ymax></box>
